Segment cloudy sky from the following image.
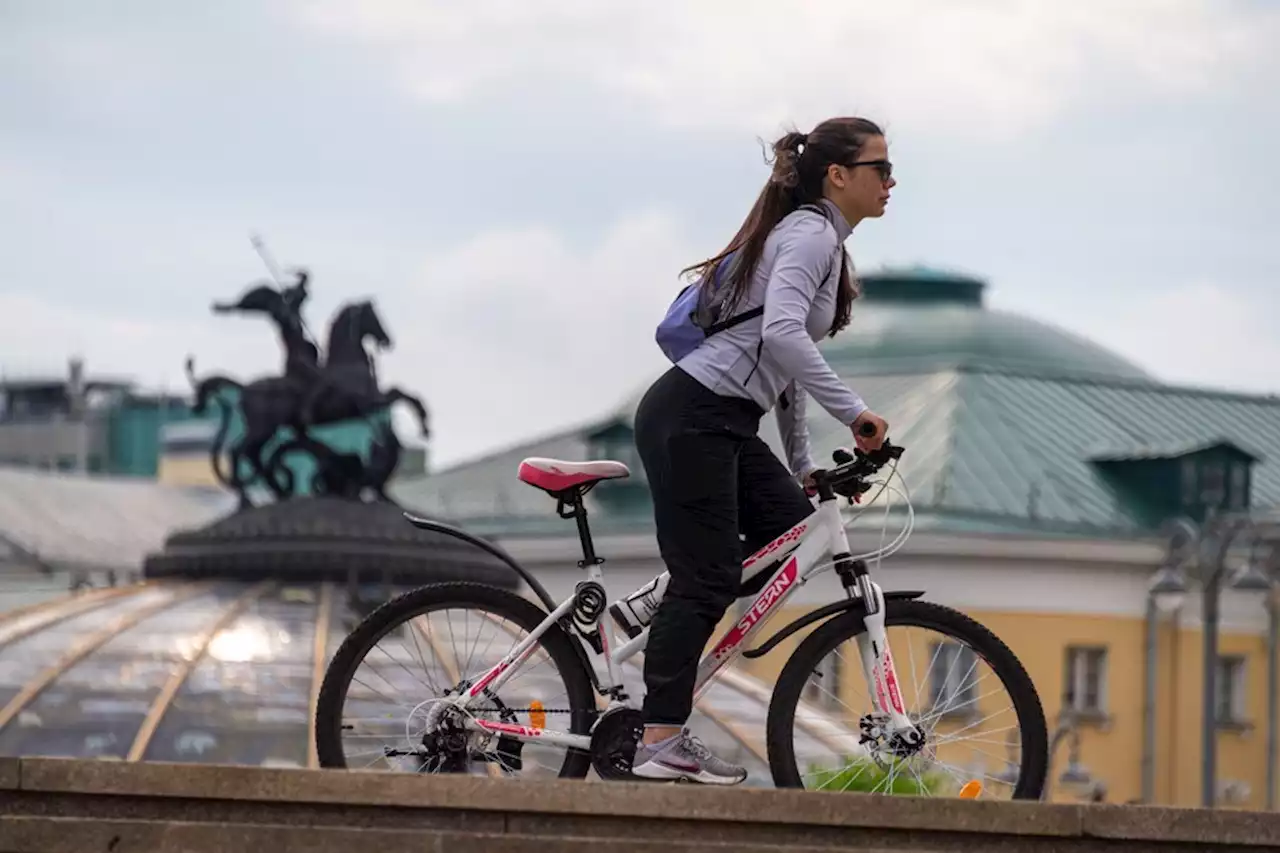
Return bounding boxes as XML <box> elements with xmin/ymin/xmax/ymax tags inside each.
<box><xmin>2</xmin><ymin>1</ymin><xmax>1277</xmax><ymax>469</ymax></box>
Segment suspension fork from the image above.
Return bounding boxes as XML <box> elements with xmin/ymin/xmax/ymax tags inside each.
<box><xmin>821</xmin><ymin>500</ymin><xmax>918</xmax><ymax>739</ymax></box>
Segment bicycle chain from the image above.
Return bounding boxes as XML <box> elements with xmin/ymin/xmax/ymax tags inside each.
<box><xmin>471</xmin><ymin>706</ymin><xmax>578</xmax><ymax>715</ymax></box>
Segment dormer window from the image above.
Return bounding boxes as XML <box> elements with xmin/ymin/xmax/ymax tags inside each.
<box><xmin>1090</xmin><ymin>440</ymin><xmax>1258</xmax><ymax>527</ymax></box>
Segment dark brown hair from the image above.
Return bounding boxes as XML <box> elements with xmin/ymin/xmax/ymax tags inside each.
<box><xmin>683</xmin><ymin>116</ymin><xmax>883</xmax><ymax>337</ymax></box>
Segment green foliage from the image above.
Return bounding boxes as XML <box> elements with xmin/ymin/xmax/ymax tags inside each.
<box><xmin>806</xmin><ymin>759</ymin><xmax>945</xmax><ymax>795</ymax></box>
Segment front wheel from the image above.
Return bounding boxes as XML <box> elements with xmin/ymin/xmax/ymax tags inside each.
<box><xmin>766</xmin><ymin>598</ymin><xmax>1048</xmax><ymax>800</ymax></box>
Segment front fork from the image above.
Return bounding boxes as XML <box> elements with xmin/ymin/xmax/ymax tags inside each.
<box><xmin>853</xmin><ymin>574</ymin><xmax>919</xmax><ymax>739</ymax></box>
<box><xmin>822</xmin><ymin>496</ymin><xmax>916</xmax><ymax>738</ymax></box>
<box><xmin>825</xmin><ymin>502</ymin><xmax>917</xmax><ymax>742</ymax></box>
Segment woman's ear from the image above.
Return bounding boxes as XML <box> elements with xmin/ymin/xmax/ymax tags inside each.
<box><xmin>825</xmin><ymin>162</ymin><xmax>847</xmax><ymax>191</ymax></box>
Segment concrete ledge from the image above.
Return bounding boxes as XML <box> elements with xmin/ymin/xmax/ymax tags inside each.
<box><xmin>0</xmin><ymin>817</ymin><xmax>938</xmax><ymax>853</ymax></box>
<box><xmin>10</xmin><ymin>757</ymin><xmax>1079</xmax><ymax>836</ymax></box>
<box><xmin>0</xmin><ymin>757</ymin><xmax>1277</xmax><ymax>852</ymax></box>
<box><xmin>1082</xmin><ymin>803</ymin><xmax>1280</xmax><ymax>846</ymax></box>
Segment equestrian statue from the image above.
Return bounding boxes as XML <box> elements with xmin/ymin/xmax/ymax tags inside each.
<box><xmin>187</xmin><ymin>268</ymin><xmax>429</xmax><ymax>510</ymax></box>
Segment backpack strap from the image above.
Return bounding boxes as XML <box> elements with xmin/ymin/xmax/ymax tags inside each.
<box><xmin>703</xmin><ymin>304</ymin><xmax>763</xmax><ymax>335</ymax></box>
<box><xmin>705</xmin><ymin>203</ymin><xmax>831</xmax><ymax>335</ymax></box>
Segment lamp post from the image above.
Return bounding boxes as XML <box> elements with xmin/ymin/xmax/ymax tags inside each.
<box><xmin>1147</xmin><ymin>515</ymin><xmax>1276</xmax><ymax>808</ymax></box>
<box><xmin>1268</xmin><ymin>583</ymin><xmax>1279</xmax><ymax>811</ymax></box>
<box><xmin>1228</xmin><ymin>540</ymin><xmax>1280</xmax><ymax>811</ymax></box>
<box><xmin>1142</xmin><ymin>560</ymin><xmax>1190</xmax><ymax>804</ymax></box>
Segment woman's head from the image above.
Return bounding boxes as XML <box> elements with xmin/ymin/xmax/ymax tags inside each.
<box><xmin>770</xmin><ymin>117</ymin><xmax>894</xmax><ymax>224</ymax></box>
<box><xmin>683</xmin><ymin>116</ymin><xmax>892</xmax><ymax>337</ymax></box>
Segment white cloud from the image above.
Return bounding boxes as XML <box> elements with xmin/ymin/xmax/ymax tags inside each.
<box><xmin>997</xmin><ymin>279</ymin><xmax>1280</xmax><ymax>396</ymax></box>
<box><xmin>293</xmin><ymin>0</ymin><xmax>1272</xmax><ymax>138</ymax></box>
<box><xmin>376</xmin><ymin>209</ymin><xmax>697</xmax><ymax>466</ymax></box>
<box><xmin>1086</xmin><ymin>281</ymin><xmax>1280</xmax><ymax>395</ymax></box>
<box><xmin>0</xmin><ymin>292</ymin><xmax>276</xmax><ymax>391</ymax></box>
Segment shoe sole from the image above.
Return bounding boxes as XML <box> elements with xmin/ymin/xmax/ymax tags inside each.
<box><xmin>631</xmin><ymin>761</ymin><xmax>747</xmax><ymax>786</ymax></box>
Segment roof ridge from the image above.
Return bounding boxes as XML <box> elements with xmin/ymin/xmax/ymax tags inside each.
<box><xmin>956</xmin><ymin>363</ymin><xmax>1280</xmax><ymax>402</ymax></box>
<box><xmin>838</xmin><ymin>361</ymin><xmax>1280</xmax><ymax>403</ymax></box>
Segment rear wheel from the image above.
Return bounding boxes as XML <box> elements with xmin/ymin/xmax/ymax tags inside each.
<box><xmin>766</xmin><ymin>598</ymin><xmax>1048</xmax><ymax>799</ymax></box>
<box><xmin>315</xmin><ymin>581</ymin><xmax>597</xmax><ymax>778</ymax></box>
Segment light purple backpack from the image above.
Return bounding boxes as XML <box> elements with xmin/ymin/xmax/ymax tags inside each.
<box><xmin>654</xmin><ymin>204</ymin><xmax>831</xmax><ymax>363</ymax></box>
<box><xmin>654</xmin><ymin>250</ymin><xmax>760</xmax><ymax>363</ymax></box>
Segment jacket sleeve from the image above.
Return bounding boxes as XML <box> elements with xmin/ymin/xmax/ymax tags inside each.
<box><xmin>761</xmin><ymin>219</ymin><xmax>868</xmax><ymax>426</ymax></box>
<box><xmin>775</xmin><ymin>380</ymin><xmax>816</xmax><ymax>478</ymax></box>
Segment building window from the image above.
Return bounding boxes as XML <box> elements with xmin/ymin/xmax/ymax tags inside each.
<box><xmin>1216</xmin><ymin>655</ymin><xmax>1247</xmax><ymax>725</ymax></box>
<box><xmin>1064</xmin><ymin>646</ymin><xmax>1107</xmax><ymax>715</ymax></box>
<box><xmin>1199</xmin><ymin>459</ymin><xmax>1227</xmax><ymax>510</ymax></box>
<box><xmin>928</xmin><ymin>641</ymin><xmax>978</xmax><ymax>713</ymax></box>
<box><xmin>1180</xmin><ymin>458</ymin><xmax>1198</xmax><ymax>507</ymax></box>
<box><xmin>1229</xmin><ymin>462</ymin><xmax>1249</xmax><ymax>510</ymax></box>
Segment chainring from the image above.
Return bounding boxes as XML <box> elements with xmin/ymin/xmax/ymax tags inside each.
<box><xmin>590</xmin><ymin>707</ymin><xmax>644</xmax><ymax>781</ymax></box>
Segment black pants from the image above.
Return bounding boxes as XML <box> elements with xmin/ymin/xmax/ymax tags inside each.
<box><xmin>633</xmin><ymin>367</ymin><xmax>815</xmax><ymax>726</ymax></box>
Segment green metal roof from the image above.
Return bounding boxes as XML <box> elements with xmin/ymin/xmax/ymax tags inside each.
<box><xmin>1087</xmin><ymin>438</ymin><xmax>1265</xmax><ymax>464</ymax></box>
<box><xmin>822</xmin><ymin>268</ymin><xmax>1153</xmax><ymax>382</ymax></box>
<box><xmin>392</xmin><ymin>367</ymin><xmax>1280</xmax><ymax>541</ymax></box>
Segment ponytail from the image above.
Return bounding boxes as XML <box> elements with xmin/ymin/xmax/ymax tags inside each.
<box><xmin>681</xmin><ymin>117</ymin><xmax>882</xmax><ymax>337</ymax></box>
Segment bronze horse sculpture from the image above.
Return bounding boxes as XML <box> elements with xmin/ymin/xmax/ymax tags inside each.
<box><xmin>188</xmin><ymin>293</ymin><xmax>429</xmax><ymax>509</ymax></box>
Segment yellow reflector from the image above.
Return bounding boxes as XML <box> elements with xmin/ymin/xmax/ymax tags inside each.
<box><xmin>529</xmin><ymin>701</ymin><xmax>546</xmax><ymax>730</ymax></box>
<box><xmin>958</xmin><ymin>779</ymin><xmax>983</xmax><ymax>799</ymax></box>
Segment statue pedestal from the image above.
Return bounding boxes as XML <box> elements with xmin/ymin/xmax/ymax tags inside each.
<box><xmin>142</xmin><ymin>497</ymin><xmax>517</xmax><ymax>590</ymax></box>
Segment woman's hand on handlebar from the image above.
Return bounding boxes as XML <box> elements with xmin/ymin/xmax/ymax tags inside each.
<box><xmin>851</xmin><ymin>410</ymin><xmax>888</xmax><ymax>453</ymax></box>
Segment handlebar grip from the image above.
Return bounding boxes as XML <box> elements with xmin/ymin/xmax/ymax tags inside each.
<box><xmin>856</xmin><ymin>420</ymin><xmax>878</xmax><ymax>437</ymax></box>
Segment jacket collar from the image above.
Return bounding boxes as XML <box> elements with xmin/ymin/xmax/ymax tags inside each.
<box><xmin>815</xmin><ymin>197</ymin><xmax>853</xmax><ymax>243</ymax></box>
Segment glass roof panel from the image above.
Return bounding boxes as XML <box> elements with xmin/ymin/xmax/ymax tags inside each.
<box><xmin>142</xmin><ymin>585</ymin><xmax>319</xmax><ymax>767</ymax></box>
<box><xmin>0</xmin><ymin>586</ymin><xmax>178</xmax><ymax>753</ymax></box>
<box><xmin>0</xmin><ymin>587</ymin><xmax>232</xmax><ymax>759</ymax></box>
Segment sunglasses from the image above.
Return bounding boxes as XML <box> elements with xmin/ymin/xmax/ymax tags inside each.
<box><xmin>849</xmin><ymin>159</ymin><xmax>893</xmax><ymax>182</ymax></box>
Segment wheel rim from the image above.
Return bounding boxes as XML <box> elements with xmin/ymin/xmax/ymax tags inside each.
<box><xmin>777</xmin><ymin>615</ymin><xmax>1044</xmax><ymax>799</ymax></box>
<box><xmin>327</xmin><ymin>601</ymin><xmax>588</xmax><ymax>778</ymax></box>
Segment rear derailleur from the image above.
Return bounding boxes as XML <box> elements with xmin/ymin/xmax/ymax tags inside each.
<box><xmin>384</xmin><ymin>692</ymin><xmax>528</xmax><ymax>773</ymax></box>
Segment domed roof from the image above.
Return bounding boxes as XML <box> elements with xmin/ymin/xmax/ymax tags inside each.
<box><xmin>821</xmin><ymin>266</ymin><xmax>1152</xmax><ymax>382</ymax></box>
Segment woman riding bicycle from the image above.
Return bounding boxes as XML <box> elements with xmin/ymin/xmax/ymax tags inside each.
<box><xmin>630</xmin><ymin>116</ymin><xmax>895</xmax><ymax>784</ymax></box>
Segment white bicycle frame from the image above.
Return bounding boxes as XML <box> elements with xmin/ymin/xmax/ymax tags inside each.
<box><xmin>451</xmin><ymin>487</ymin><xmax>916</xmax><ymax>754</ymax></box>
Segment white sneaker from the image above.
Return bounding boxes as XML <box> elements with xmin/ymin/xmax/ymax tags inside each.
<box><xmin>631</xmin><ymin>729</ymin><xmax>748</xmax><ymax>785</ymax></box>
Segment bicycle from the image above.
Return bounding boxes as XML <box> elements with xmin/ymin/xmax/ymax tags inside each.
<box><xmin>314</xmin><ymin>430</ymin><xmax>1049</xmax><ymax>799</ymax></box>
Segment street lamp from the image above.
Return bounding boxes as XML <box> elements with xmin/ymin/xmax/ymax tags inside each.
<box><xmin>1142</xmin><ymin>556</ymin><xmax>1191</xmax><ymax>803</ymax></box>
<box><xmin>1268</xmin><ymin>583</ymin><xmax>1280</xmax><ymax>811</ymax></box>
<box><xmin>1225</xmin><ymin>539</ymin><xmax>1280</xmax><ymax>811</ymax></box>
<box><xmin>1145</xmin><ymin>516</ymin><xmax>1275</xmax><ymax>807</ymax></box>
<box><xmin>1229</xmin><ymin>558</ymin><xmax>1274</xmax><ymax>593</ymax></box>
<box><xmin>1149</xmin><ymin>565</ymin><xmax>1189</xmax><ymax>611</ymax></box>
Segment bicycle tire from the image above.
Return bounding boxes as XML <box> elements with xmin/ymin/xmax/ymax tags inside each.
<box><xmin>314</xmin><ymin>580</ymin><xmax>597</xmax><ymax>777</ymax></box>
<box><xmin>765</xmin><ymin>598</ymin><xmax>1048</xmax><ymax>799</ymax></box>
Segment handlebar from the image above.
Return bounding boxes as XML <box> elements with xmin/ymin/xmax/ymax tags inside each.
<box><xmin>810</xmin><ymin>438</ymin><xmax>904</xmax><ymax>502</ymax></box>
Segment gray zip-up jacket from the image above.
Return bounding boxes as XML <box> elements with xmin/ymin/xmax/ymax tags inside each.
<box><xmin>678</xmin><ymin>197</ymin><xmax>868</xmax><ymax>477</ymax></box>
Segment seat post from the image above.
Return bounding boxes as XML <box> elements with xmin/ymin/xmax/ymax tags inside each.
<box><xmin>568</xmin><ymin>493</ymin><xmax>601</xmax><ymax>567</ymax></box>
